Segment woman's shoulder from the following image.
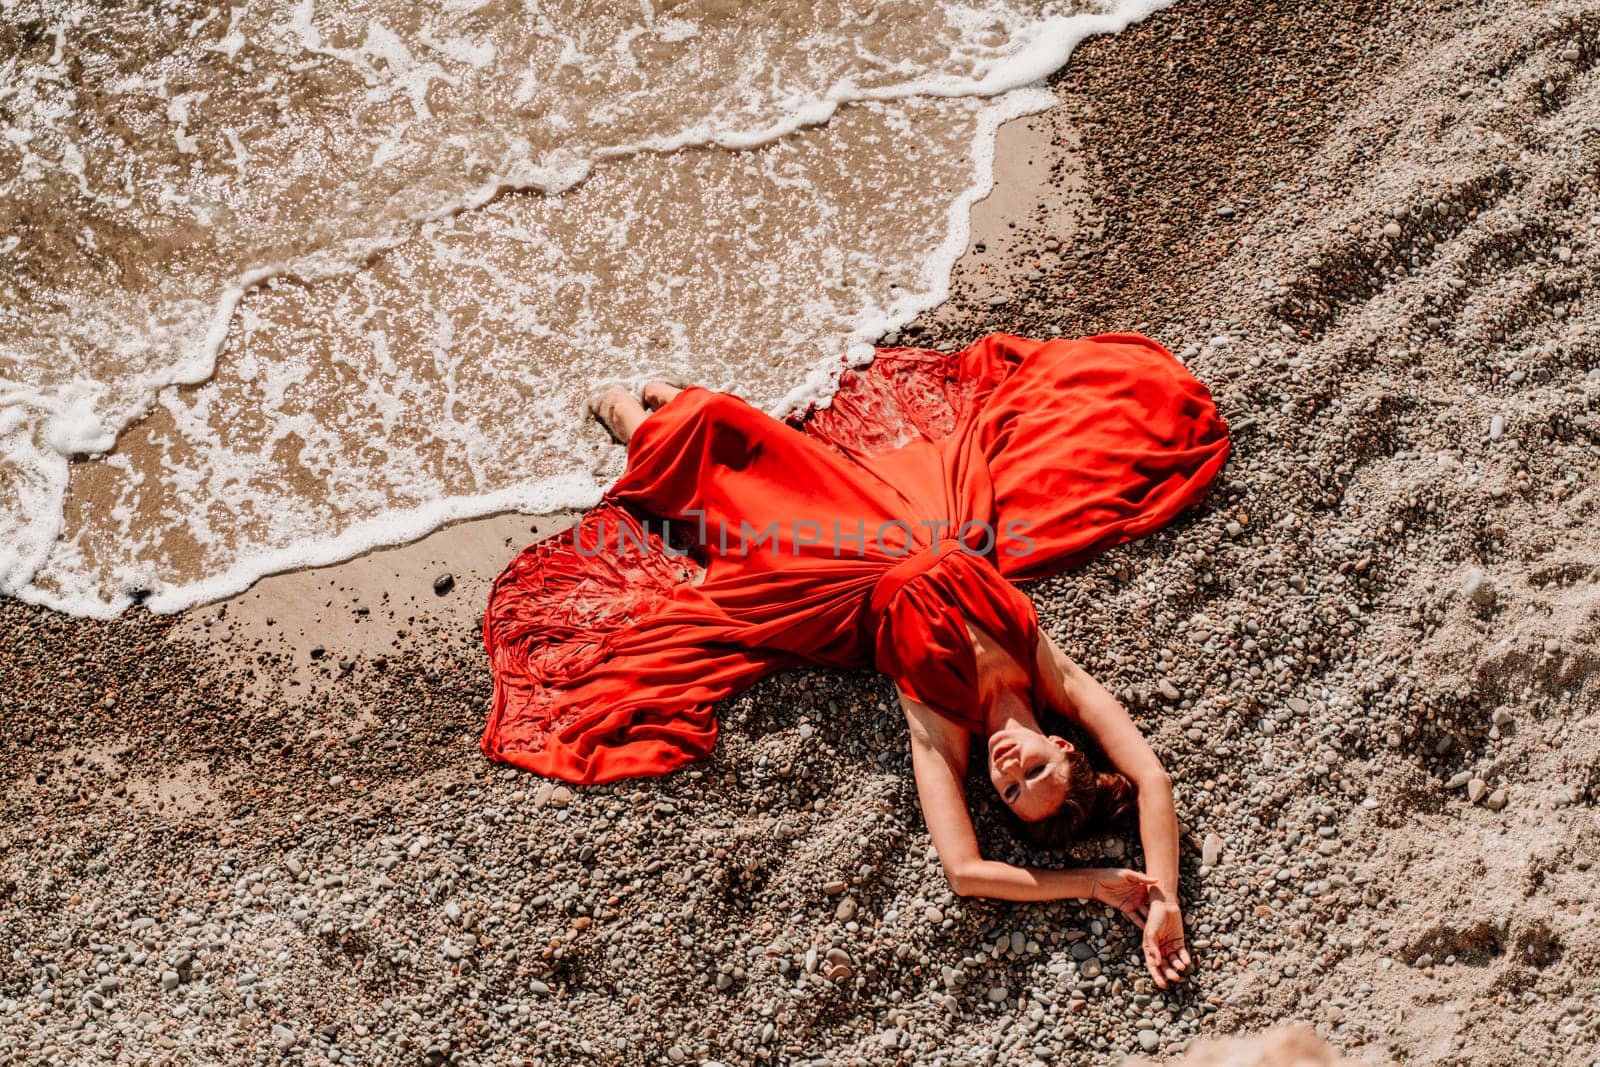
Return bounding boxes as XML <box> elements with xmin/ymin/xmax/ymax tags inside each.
<box><xmin>899</xmin><ymin>691</ymin><xmax>978</xmax><ymax>753</ymax></box>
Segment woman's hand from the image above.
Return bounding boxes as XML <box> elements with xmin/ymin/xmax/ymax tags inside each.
<box><xmin>1142</xmin><ymin>896</ymin><xmax>1192</xmax><ymax>989</ymax></box>
<box><xmin>1089</xmin><ymin>867</ymin><xmax>1159</xmax><ymax>927</ymax></box>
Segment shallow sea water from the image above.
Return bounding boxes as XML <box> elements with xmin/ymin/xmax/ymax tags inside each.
<box><xmin>0</xmin><ymin>0</ymin><xmax>1171</xmax><ymax>614</ymax></box>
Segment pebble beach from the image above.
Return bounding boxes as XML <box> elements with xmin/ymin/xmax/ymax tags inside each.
<box><xmin>4</xmin><ymin>0</ymin><xmax>1600</xmax><ymax>1064</ymax></box>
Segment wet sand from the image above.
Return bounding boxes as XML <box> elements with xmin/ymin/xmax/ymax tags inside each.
<box><xmin>5</xmin><ymin>1</ymin><xmax>1600</xmax><ymax>1064</ymax></box>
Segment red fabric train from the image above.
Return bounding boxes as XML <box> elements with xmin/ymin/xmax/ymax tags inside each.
<box><xmin>482</xmin><ymin>333</ymin><xmax>1231</xmax><ymax>784</ymax></box>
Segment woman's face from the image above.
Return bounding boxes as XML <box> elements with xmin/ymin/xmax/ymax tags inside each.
<box><xmin>987</xmin><ymin>726</ymin><xmax>1073</xmax><ymax>821</ymax></box>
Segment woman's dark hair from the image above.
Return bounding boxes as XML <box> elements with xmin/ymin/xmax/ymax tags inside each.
<box><xmin>1005</xmin><ymin>741</ymin><xmax>1138</xmax><ymax>848</ymax></box>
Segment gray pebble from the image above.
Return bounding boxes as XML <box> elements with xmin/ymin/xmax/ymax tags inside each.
<box><xmin>1461</xmin><ymin>569</ymin><xmax>1496</xmax><ymax>609</ymax></box>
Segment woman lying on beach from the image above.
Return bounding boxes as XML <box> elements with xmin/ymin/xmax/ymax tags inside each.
<box><xmin>482</xmin><ymin>333</ymin><xmax>1230</xmax><ymax>989</ymax></box>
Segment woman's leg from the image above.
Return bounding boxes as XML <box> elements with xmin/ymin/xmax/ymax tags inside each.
<box><xmin>590</xmin><ymin>386</ymin><xmax>648</xmax><ymax>443</ymax></box>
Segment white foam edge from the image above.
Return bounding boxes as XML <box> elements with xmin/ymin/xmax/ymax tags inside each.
<box><xmin>771</xmin><ymin>84</ymin><xmax>1056</xmax><ymax>419</ymax></box>
<box><xmin>770</xmin><ymin>0</ymin><xmax>1182</xmax><ymax>415</ymax></box>
<box><xmin>18</xmin><ymin>472</ymin><xmax>605</xmax><ymax>619</ymax></box>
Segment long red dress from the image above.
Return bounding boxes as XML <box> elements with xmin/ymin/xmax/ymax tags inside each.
<box><xmin>482</xmin><ymin>333</ymin><xmax>1230</xmax><ymax>784</ymax></box>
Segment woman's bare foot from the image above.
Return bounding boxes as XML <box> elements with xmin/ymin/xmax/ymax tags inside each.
<box><xmin>589</xmin><ymin>385</ymin><xmax>647</xmax><ymax>443</ymax></box>
<box><xmin>641</xmin><ymin>380</ymin><xmax>684</xmax><ymax>411</ymax></box>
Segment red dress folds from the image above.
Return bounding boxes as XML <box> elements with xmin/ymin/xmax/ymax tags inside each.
<box><xmin>482</xmin><ymin>333</ymin><xmax>1231</xmax><ymax>784</ymax></box>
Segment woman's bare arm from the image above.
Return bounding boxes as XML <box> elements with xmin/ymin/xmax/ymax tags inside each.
<box><xmin>900</xmin><ymin>692</ymin><xmax>1147</xmax><ymax>907</ymax></box>
<box><xmin>1031</xmin><ymin>632</ymin><xmax>1180</xmax><ymax>902</ymax></box>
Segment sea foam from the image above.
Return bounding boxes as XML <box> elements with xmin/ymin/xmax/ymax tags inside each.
<box><xmin>0</xmin><ymin>0</ymin><xmax>1178</xmax><ymax>617</ymax></box>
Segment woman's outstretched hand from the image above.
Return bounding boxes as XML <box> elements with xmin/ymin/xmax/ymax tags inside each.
<box><xmin>1089</xmin><ymin>870</ymin><xmax>1194</xmax><ymax>988</ymax></box>
<box><xmin>1089</xmin><ymin>868</ymin><xmax>1160</xmax><ymax>927</ymax></box>
<box><xmin>1142</xmin><ymin>895</ymin><xmax>1192</xmax><ymax>989</ymax></box>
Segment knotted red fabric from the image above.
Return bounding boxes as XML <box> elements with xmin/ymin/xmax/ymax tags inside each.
<box><xmin>482</xmin><ymin>333</ymin><xmax>1231</xmax><ymax>783</ymax></box>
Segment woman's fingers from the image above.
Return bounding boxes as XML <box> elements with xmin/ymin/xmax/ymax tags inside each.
<box><xmin>1144</xmin><ymin>937</ymin><xmax>1188</xmax><ymax>986</ymax></box>
<box><xmin>1168</xmin><ymin>946</ymin><xmax>1190</xmax><ymax>973</ymax></box>
<box><xmin>1143</xmin><ymin>940</ymin><xmax>1163</xmax><ymax>985</ymax></box>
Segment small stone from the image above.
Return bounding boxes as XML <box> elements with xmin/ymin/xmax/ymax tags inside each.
<box><xmin>309</xmin><ymin>645</ymin><xmax>325</xmax><ymax>660</ymax></box>
<box><xmin>1491</xmin><ymin>707</ymin><xmax>1513</xmax><ymax>727</ymax></box>
<box><xmin>1382</xmin><ymin>221</ymin><xmax>1402</xmax><ymax>238</ymax></box>
<box><xmin>433</xmin><ymin>573</ymin><xmax>455</xmax><ymax>596</ymax></box>
<box><xmin>822</xmin><ymin>880</ymin><xmax>848</xmax><ymax>896</ymax></box>
<box><xmin>1216</xmin><ymin>205</ymin><xmax>1236</xmax><ymax>219</ymax></box>
<box><xmin>835</xmin><ymin>897</ymin><xmax>858</xmax><ymax>922</ymax></box>
<box><xmin>1445</xmin><ymin>771</ymin><xmax>1472</xmax><ymax>790</ymax></box>
<box><xmin>1561</xmin><ymin>46</ymin><xmax>1580</xmax><ymax>61</ymax></box>
<box><xmin>1461</xmin><ymin>568</ymin><xmax>1496</xmax><ymax>609</ymax></box>
<box><xmin>1467</xmin><ymin>778</ymin><xmax>1488</xmax><ymax>804</ymax></box>
<box><xmin>1488</xmin><ymin>415</ymin><xmax>1505</xmax><ymax>440</ymax></box>
<box><xmin>1138</xmin><ymin>1030</ymin><xmax>1160</xmax><ymax>1053</ymax></box>
<box><xmin>987</xmin><ymin>986</ymin><xmax>1010</xmax><ymax>1003</ymax></box>
<box><xmin>924</xmin><ymin>906</ymin><xmax>944</xmax><ymax>924</ymax></box>
<box><xmin>160</xmin><ymin>971</ymin><xmax>180</xmax><ymax>991</ymax></box>
<box><xmin>1202</xmin><ymin>833</ymin><xmax>1224</xmax><ymax>868</ymax></box>
<box><xmin>547</xmin><ymin>786</ymin><xmax>573</xmax><ymax>809</ymax></box>
<box><xmin>1157</xmin><ymin>679</ymin><xmax>1181</xmax><ymax>703</ymax></box>
<box><xmin>1487</xmin><ymin>789</ymin><xmax>1508</xmax><ymax>811</ymax></box>
<box><xmin>1414</xmin><ymin>953</ymin><xmax>1434</xmax><ymax>969</ymax></box>
<box><xmin>1081</xmin><ymin>958</ymin><xmax>1102</xmax><ymax>978</ymax></box>
<box><xmin>527</xmin><ymin>979</ymin><xmax>552</xmax><ymax>996</ymax></box>
<box><xmin>1069</xmin><ymin>940</ymin><xmax>1095</xmax><ymax>962</ymax></box>
<box><xmin>1543</xmin><ymin>638</ymin><xmax>1561</xmax><ymax>654</ymax></box>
